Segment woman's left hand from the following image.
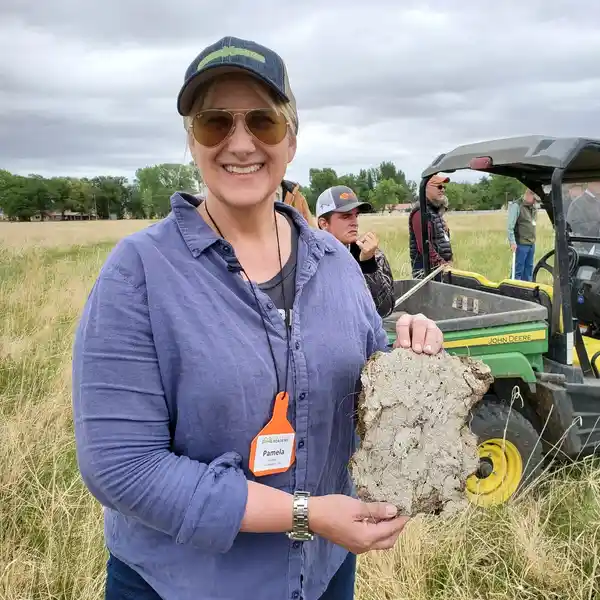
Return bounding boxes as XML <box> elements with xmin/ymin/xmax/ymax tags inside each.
<box><xmin>393</xmin><ymin>313</ymin><xmax>443</xmax><ymax>355</ymax></box>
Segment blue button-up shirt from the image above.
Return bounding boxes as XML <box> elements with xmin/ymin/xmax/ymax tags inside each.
<box><xmin>72</xmin><ymin>192</ymin><xmax>389</xmax><ymax>600</ymax></box>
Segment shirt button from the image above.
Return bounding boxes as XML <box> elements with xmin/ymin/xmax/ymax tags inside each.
<box><xmin>299</xmin><ymin>392</ymin><xmax>306</xmax><ymax>401</ymax></box>
<box><xmin>298</xmin><ymin>439</ymin><xmax>304</xmax><ymax>449</ymax></box>
<box><xmin>267</xmin><ymin>302</ymin><xmax>274</xmax><ymax>310</ymax></box>
<box><xmin>292</xmin><ymin>541</ymin><xmax>301</xmax><ymax>549</ymax></box>
<box><xmin>295</xmin><ymin>341</ymin><xmax>300</xmax><ymax>350</ymax></box>
<box><xmin>292</xmin><ymin>592</ymin><xmax>300</xmax><ymax>599</ymax></box>
<box><xmin>222</xmin><ymin>243</ymin><xmax>233</xmax><ymax>254</ymax></box>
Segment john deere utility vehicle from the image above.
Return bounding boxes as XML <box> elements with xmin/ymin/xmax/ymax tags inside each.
<box><xmin>383</xmin><ymin>135</ymin><xmax>600</xmax><ymax>507</ymax></box>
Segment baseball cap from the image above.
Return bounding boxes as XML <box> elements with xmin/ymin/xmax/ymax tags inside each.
<box><xmin>177</xmin><ymin>36</ymin><xmax>298</xmax><ymax>132</ymax></box>
<box><xmin>428</xmin><ymin>174</ymin><xmax>450</xmax><ymax>186</ymax></box>
<box><xmin>315</xmin><ymin>186</ymin><xmax>373</xmax><ymax>219</ymax></box>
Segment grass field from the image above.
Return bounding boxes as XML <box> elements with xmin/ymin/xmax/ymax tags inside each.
<box><xmin>1</xmin><ymin>211</ymin><xmax>599</xmax><ymax>599</ymax></box>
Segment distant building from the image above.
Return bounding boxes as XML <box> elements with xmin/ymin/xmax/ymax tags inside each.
<box><xmin>384</xmin><ymin>203</ymin><xmax>412</xmax><ymax>213</ymax></box>
<box><xmin>30</xmin><ymin>210</ymin><xmax>99</xmax><ymax>222</ymax></box>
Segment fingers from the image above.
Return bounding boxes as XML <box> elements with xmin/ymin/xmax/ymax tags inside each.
<box><xmin>393</xmin><ymin>313</ymin><xmax>413</xmax><ymax>349</ymax></box>
<box><xmin>357</xmin><ymin>501</ymin><xmax>398</xmax><ymax>522</ymax></box>
<box><xmin>370</xmin><ymin>524</ymin><xmax>408</xmax><ymax>550</ymax></box>
<box><xmin>393</xmin><ymin>313</ymin><xmax>443</xmax><ymax>354</ymax></box>
<box><xmin>362</xmin><ymin>516</ymin><xmax>411</xmax><ymax>552</ymax></box>
<box><xmin>365</xmin><ymin>232</ymin><xmax>378</xmax><ymax>249</ymax></box>
<box><xmin>358</xmin><ymin>232</ymin><xmax>378</xmax><ymax>249</ymax></box>
<box><xmin>408</xmin><ymin>314</ymin><xmax>428</xmax><ymax>353</ymax></box>
<box><xmin>364</xmin><ymin>232</ymin><xmax>376</xmax><ymax>243</ymax></box>
<box><xmin>371</xmin><ymin>516</ymin><xmax>410</xmax><ymax>550</ymax></box>
<box><xmin>395</xmin><ymin>312</ymin><xmax>428</xmax><ymax>352</ymax></box>
<box><xmin>423</xmin><ymin>321</ymin><xmax>444</xmax><ymax>354</ymax></box>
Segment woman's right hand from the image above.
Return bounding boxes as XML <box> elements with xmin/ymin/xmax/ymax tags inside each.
<box><xmin>308</xmin><ymin>494</ymin><xmax>410</xmax><ymax>554</ymax></box>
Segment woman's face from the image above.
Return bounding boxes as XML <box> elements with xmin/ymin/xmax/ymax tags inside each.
<box><xmin>188</xmin><ymin>75</ymin><xmax>296</xmax><ymax>210</ymax></box>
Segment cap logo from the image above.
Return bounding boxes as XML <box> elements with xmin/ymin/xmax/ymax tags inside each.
<box><xmin>197</xmin><ymin>46</ymin><xmax>266</xmax><ymax>71</ymax></box>
<box><xmin>339</xmin><ymin>192</ymin><xmax>355</xmax><ymax>200</ymax></box>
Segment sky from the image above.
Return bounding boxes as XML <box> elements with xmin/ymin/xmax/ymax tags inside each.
<box><xmin>2</xmin><ymin>0</ymin><xmax>600</xmax><ymax>187</ymax></box>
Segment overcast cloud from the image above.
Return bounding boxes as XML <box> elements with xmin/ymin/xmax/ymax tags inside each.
<box><xmin>1</xmin><ymin>0</ymin><xmax>600</xmax><ymax>185</ymax></box>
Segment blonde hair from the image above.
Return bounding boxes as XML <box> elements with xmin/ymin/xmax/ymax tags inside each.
<box><xmin>183</xmin><ymin>73</ymin><xmax>298</xmax><ymax>138</ymax></box>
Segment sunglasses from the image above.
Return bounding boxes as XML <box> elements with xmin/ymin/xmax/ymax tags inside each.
<box><xmin>191</xmin><ymin>108</ymin><xmax>289</xmax><ymax>147</ymax></box>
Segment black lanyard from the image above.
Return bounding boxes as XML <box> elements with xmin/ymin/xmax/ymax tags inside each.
<box><xmin>203</xmin><ymin>202</ymin><xmax>291</xmax><ymax>396</ymax></box>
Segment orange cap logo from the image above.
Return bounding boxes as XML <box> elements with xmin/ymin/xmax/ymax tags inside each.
<box><xmin>339</xmin><ymin>192</ymin><xmax>355</xmax><ymax>200</ymax></box>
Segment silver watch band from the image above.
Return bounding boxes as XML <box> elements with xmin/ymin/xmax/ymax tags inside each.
<box><xmin>287</xmin><ymin>491</ymin><xmax>314</xmax><ymax>541</ymax></box>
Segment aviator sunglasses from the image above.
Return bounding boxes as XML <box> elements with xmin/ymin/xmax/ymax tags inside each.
<box><xmin>191</xmin><ymin>108</ymin><xmax>290</xmax><ymax>147</ymax></box>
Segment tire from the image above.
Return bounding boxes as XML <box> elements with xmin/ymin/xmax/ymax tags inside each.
<box><xmin>465</xmin><ymin>394</ymin><xmax>544</xmax><ymax>507</ymax></box>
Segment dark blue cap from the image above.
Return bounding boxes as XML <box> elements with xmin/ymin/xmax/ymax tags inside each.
<box><xmin>177</xmin><ymin>36</ymin><xmax>298</xmax><ymax>130</ymax></box>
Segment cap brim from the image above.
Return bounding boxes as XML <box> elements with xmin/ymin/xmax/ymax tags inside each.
<box><xmin>177</xmin><ymin>64</ymin><xmax>289</xmax><ymax>116</ymax></box>
<box><xmin>332</xmin><ymin>201</ymin><xmax>373</xmax><ymax>214</ymax></box>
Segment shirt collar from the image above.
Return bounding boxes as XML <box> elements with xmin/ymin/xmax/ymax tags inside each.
<box><xmin>169</xmin><ymin>191</ymin><xmax>336</xmax><ymax>258</ymax></box>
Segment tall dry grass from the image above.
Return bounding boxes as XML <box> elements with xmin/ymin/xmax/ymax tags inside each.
<box><xmin>356</xmin><ymin>459</ymin><xmax>600</xmax><ymax>599</ymax></box>
<box><xmin>1</xmin><ymin>211</ymin><xmax>597</xmax><ymax>599</ymax></box>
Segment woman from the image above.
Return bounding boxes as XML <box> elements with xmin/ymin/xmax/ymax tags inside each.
<box><xmin>72</xmin><ymin>36</ymin><xmax>444</xmax><ymax>600</ymax></box>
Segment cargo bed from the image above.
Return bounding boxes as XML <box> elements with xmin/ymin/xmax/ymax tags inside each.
<box><xmin>382</xmin><ymin>280</ymin><xmax>550</xmax><ymax>383</ymax></box>
<box><xmin>383</xmin><ymin>280</ymin><xmax>548</xmax><ymax>333</ymax></box>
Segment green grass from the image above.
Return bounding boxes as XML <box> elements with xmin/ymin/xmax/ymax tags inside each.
<box><xmin>1</xmin><ymin>211</ymin><xmax>597</xmax><ymax>600</ymax></box>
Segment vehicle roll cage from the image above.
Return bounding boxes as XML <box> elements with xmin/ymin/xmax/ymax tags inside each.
<box><xmin>418</xmin><ymin>136</ymin><xmax>600</xmax><ymax>368</ymax></box>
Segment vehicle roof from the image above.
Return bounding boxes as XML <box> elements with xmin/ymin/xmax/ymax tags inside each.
<box><xmin>422</xmin><ymin>135</ymin><xmax>600</xmax><ymax>184</ymax></box>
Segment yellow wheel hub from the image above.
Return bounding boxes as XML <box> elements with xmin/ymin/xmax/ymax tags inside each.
<box><xmin>465</xmin><ymin>438</ymin><xmax>523</xmax><ymax>507</ymax></box>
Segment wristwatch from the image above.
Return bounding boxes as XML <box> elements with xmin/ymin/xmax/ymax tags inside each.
<box><xmin>287</xmin><ymin>491</ymin><xmax>314</xmax><ymax>541</ymax></box>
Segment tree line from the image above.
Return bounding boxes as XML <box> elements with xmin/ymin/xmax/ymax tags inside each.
<box><xmin>299</xmin><ymin>161</ymin><xmax>525</xmax><ymax>214</ymax></box>
<box><xmin>0</xmin><ymin>160</ymin><xmax>525</xmax><ymax>221</ymax></box>
<box><xmin>0</xmin><ymin>164</ymin><xmax>200</xmax><ymax>221</ymax></box>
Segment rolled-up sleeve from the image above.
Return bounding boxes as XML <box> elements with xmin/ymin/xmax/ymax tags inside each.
<box><xmin>71</xmin><ymin>267</ymin><xmax>248</xmax><ymax>553</ymax></box>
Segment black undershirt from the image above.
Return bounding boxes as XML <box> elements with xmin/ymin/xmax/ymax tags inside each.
<box><xmin>258</xmin><ymin>212</ymin><xmax>298</xmax><ymax>322</ymax></box>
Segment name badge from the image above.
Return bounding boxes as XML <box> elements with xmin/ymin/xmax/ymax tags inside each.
<box><xmin>249</xmin><ymin>391</ymin><xmax>295</xmax><ymax>477</ymax></box>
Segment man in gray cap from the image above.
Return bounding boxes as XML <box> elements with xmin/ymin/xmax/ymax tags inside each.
<box><xmin>316</xmin><ymin>185</ymin><xmax>394</xmax><ymax>317</ymax></box>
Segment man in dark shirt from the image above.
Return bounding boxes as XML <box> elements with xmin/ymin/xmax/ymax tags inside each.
<box><xmin>316</xmin><ymin>185</ymin><xmax>395</xmax><ymax>317</ymax></box>
<box><xmin>409</xmin><ymin>174</ymin><xmax>453</xmax><ymax>278</ymax></box>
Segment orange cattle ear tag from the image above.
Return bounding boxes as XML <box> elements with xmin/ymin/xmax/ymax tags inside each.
<box><xmin>249</xmin><ymin>392</ymin><xmax>296</xmax><ymax>477</ymax></box>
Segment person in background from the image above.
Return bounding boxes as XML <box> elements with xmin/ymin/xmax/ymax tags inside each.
<box><xmin>315</xmin><ymin>185</ymin><xmax>395</xmax><ymax>317</ymax></box>
<box><xmin>408</xmin><ymin>174</ymin><xmax>453</xmax><ymax>278</ymax></box>
<box><xmin>71</xmin><ymin>36</ymin><xmax>444</xmax><ymax>600</ymax></box>
<box><xmin>566</xmin><ymin>181</ymin><xmax>600</xmax><ymax>256</ymax></box>
<box><xmin>564</xmin><ymin>182</ymin><xmax>584</xmax><ymax>218</ymax></box>
<box><xmin>281</xmin><ymin>179</ymin><xmax>315</xmax><ymax>227</ymax></box>
<box><xmin>507</xmin><ymin>188</ymin><xmax>537</xmax><ymax>281</ymax></box>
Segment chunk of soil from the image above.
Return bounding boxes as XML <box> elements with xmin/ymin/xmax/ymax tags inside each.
<box><xmin>349</xmin><ymin>348</ymin><xmax>493</xmax><ymax>516</ymax></box>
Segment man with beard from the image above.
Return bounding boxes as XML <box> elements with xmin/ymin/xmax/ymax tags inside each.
<box><xmin>316</xmin><ymin>185</ymin><xmax>395</xmax><ymax>317</ymax></box>
<box><xmin>408</xmin><ymin>174</ymin><xmax>453</xmax><ymax>278</ymax></box>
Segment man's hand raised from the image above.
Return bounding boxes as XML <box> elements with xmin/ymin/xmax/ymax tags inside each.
<box><xmin>356</xmin><ymin>232</ymin><xmax>379</xmax><ymax>262</ymax></box>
